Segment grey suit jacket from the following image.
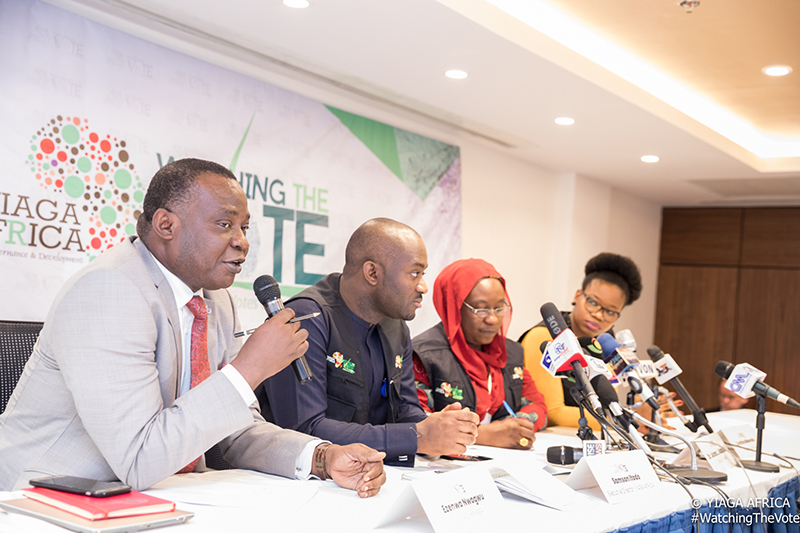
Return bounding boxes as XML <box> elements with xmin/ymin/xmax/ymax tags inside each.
<box><xmin>0</xmin><ymin>237</ymin><xmax>314</xmax><ymax>491</ymax></box>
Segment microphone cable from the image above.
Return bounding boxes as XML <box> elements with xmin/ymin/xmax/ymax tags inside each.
<box><xmin>579</xmin><ymin>397</ymin><xmax>703</xmax><ymax>531</ymax></box>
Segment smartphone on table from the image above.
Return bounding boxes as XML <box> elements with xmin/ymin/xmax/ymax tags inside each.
<box><xmin>29</xmin><ymin>475</ymin><xmax>132</xmax><ymax>497</ymax></box>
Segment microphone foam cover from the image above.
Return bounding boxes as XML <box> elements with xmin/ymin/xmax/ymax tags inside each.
<box><xmin>715</xmin><ymin>360</ymin><xmax>734</xmax><ymax>379</ymax></box>
<box><xmin>590</xmin><ymin>374</ymin><xmax>619</xmax><ymax>407</ymax></box>
<box><xmin>254</xmin><ymin>274</ymin><xmax>281</xmax><ymax>304</ymax></box>
<box><xmin>646</xmin><ymin>345</ymin><xmax>664</xmax><ymax>361</ymax></box>
<box><xmin>540</xmin><ymin>302</ymin><xmax>566</xmax><ymax>337</ymax></box>
<box><xmin>578</xmin><ymin>336</ymin><xmax>603</xmax><ymax>357</ymax></box>
<box><xmin>595</xmin><ymin>333</ymin><xmax>619</xmax><ymax>358</ymax></box>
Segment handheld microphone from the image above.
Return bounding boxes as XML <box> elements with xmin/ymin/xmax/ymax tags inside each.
<box><xmin>715</xmin><ymin>361</ymin><xmax>800</xmax><ymax>408</ymax></box>
<box><xmin>598</xmin><ymin>334</ymin><xmax>659</xmax><ymax>412</ymax></box>
<box><xmin>648</xmin><ymin>346</ymin><xmax>712</xmax><ymax>432</ymax></box>
<box><xmin>254</xmin><ymin>275</ymin><xmax>313</xmax><ymax>385</ymax></box>
<box><xmin>539</xmin><ymin>303</ymin><xmax>601</xmax><ymax>411</ymax></box>
<box><xmin>547</xmin><ymin>445</ymin><xmax>584</xmax><ymax>465</ymax></box>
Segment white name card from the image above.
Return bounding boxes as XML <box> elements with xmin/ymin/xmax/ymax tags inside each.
<box><xmin>565</xmin><ymin>450</ymin><xmax>660</xmax><ymax>504</ymax></box>
<box><xmin>719</xmin><ymin>424</ymin><xmax>757</xmax><ymax>461</ymax></box>
<box><xmin>689</xmin><ymin>431</ymin><xmax>740</xmax><ymax>472</ymax></box>
<box><xmin>377</xmin><ymin>465</ymin><xmax>504</xmax><ymax>532</ymax></box>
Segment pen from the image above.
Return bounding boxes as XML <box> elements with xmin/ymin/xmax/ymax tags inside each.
<box><xmin>502</xmin><ymin>400</ymin><xmax>517</xmax><ymax>419</ymax></box>
<box><xmin>233</xmin><ymin>312</ymin><xmax>320</xmax><ymax>338</ymax></box>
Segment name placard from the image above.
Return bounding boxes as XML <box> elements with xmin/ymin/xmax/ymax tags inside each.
<box><xmin>376</xmin><ymin>465</ymin><xmax>504</xmax><ymax>532</ymax></box>
<box><xmin>692</xmin><ymin>431</ymin><xmax>740</xmax><ymax>472</ymax></box>
<box><xmin>720</xmin><ymin>424</ymin><xmax>757</xmax><ymax>462</ymax></box>
<box><xmin>565</xmin><ymin>450</ymin><xmax>660</xmax><ymax>504</ymax></box>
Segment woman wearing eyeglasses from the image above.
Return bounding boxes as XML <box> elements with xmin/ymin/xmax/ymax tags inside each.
<box><xmin>412</xmin><ymin>259</ymin><xmax>547</xmax><ymax>450</ymax></box>
<box><xmin>519</xmin><ymin>252</ymin><xmax>642</xmax><ymax>429</ymax></box>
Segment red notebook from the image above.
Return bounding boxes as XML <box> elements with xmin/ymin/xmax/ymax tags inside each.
<box><xmin>22</xmin><ymin>487</ymin><xmax>175</xmax><ymax>521</ymax></box>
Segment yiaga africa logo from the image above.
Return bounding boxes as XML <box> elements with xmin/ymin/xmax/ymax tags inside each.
<box><xmin>23</xmin><ymin>115</ymin><xmax>144</xmax><ymax>260</ymax></box>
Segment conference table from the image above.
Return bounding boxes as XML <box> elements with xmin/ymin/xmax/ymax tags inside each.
<box><xmin>2</xmin><ymin>409</ymin><xmax>798</xmax><ymax>532</ymax></box>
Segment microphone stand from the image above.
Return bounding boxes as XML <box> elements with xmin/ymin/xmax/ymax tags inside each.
<box><xmin>571</xmin><ymin>387</ymin><xmax>596</xmax><ymax>441</ymax></box>
<box><xmin>739</xmin><ymin>393</ymin><xmax>779</xmax><ymax>473</ymax></box>
<box><xmin>629</xmin><ymin>411</ymin><xmax>727</xmax><ymax>484</ymax></box>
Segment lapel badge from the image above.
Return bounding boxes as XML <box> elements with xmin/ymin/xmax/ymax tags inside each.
<box><xmin>326</xmin><ymin>351</ymin><xmax>355</xmax><ymax>374</ymax></box>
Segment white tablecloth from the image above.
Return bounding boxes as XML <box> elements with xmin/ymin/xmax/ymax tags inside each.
<box><xmin>2</xmin><ymin>410</ymin><xmax>798</xmax><ymax>533</ymax></box>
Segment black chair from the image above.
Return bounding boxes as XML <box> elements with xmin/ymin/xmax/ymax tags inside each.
<box><xmin>0</xmin><ymin>320</ymin><xmax>44</xmax><ymax>414</ymax></box>
<box><xmin>205</xmin><ymin>443</ymin><xmax>235</xmax><ymax>470</ymax></box>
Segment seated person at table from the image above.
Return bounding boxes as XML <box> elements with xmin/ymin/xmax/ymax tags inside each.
<box><xmin>412</xmin><ymin>259</ymin><xmax>547</xmax><ymax>450</ymax></box>
<box><xmin>0</xmin><ymin>159</ymin><xmax>385</xmax><ymax>496</ymax></box>
<box><xmin>519</xmin><ymin>252</ymin><xmax>642</xmax><ymax>430</ymax></box>
<box><xmin>257</xmin><ymin>218</ymin><xmax>480</xmax><ymax>465</ymax></box>
<box><xmin>707</xmin><ymin>379</ymin><xmax>751</xmax><ymax>412</ymax></box>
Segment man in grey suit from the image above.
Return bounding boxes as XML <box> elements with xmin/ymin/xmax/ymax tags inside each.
<box><xmin>0</xmin><ymin>159</ymin><xmax>386</xmax><ymax>496</ymax></box>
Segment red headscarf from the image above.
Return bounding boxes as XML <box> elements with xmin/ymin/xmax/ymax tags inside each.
<box><xmin>433</xmin><ymin>258</ymin><xmax>512</xmax><ymax>420</ymax></box>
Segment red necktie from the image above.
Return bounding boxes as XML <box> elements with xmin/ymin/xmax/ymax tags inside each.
<box><xmin>177</xmin><ymin>295</ymin><xmax>211</xmax><ymax>473</ymax></box>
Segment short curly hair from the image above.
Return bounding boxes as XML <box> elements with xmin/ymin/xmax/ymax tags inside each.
<box><xmin>136</xmin><ymin>158</ymin><xmax>236</xmax><ymax>236</ymax></box>
<box><xmin>582</xmin><ymin>252</ymin><xmax>642</xmax><ymax>305</ymax></box>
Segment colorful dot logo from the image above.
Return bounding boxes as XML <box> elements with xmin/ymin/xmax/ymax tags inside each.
<box><xmin>27</xmin><ymin>116</ymin><xmax>144</xmax><ymax>260</ymax></box>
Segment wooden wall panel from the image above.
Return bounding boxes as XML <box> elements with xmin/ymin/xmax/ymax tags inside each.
<box><xmin>735</xmin><ymin>268</ymin><xmax>800</xmax><ymax>415</ymax></box>
<box><xmin>653</xmin><ymin>265</ymin><xmax>738</xmax><ymax>411</ymax></box>
<box><xmin>741</xmin><ymin>208</ymin><xmax>800</xmax><ymax>268</ymax></box>
<box><xmin>660</xmin><ymin>209</ymin><xmax>742</xmax><ymax>266</ymax></box>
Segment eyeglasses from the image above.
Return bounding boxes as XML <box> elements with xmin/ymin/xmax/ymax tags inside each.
<box><xmin>462</xmin><ymin>301</ymin><xmax>509</xmax><ymax>318</ymax></box>
<box><xmin>582</xmin><ymin>291</ymin><xmax>620</xmax><ymax>321</ymax></box>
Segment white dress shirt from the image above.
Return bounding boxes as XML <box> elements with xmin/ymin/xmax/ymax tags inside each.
<box><xmin>148</xmin><ymin>251</ymin><xmax>321</xmax><ymax>479</ymax></box>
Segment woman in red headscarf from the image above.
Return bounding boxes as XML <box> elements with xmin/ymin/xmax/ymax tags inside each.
<box><xmin>412</xmin><ymin>259</ymin><xmax>547</xmax><ymax>449</ymax></box>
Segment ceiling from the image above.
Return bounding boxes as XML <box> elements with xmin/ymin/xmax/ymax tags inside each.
<box><xmin>49</xmin><ymin>0</ymin><xmax>800</xmax><ymax>206</ymax></box>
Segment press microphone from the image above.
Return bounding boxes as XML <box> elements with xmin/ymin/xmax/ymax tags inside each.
<box><xmin>648</xmin><ymin>345</ymin><xmax>712</xmax><ymax>432</ymax></box>
<box><xmin>539</xmin><ymin>303</ymin><xmax>601</xmax><ymax>411</ymax></box>
<box><xmin>547</xmin><ymin>445</ymin><xmax>584</xmax><ymax>465</ymax></box>
<box><xmin>254</xmin><ymin>274</ymin><xmax>313</xmax><ymax>385</ymax></box>
<box><xmin>715</xmin><ymin>361</ymin><xmax>800</xmax><ymax>408</ymax></box>
<box><xmin>616</xmin><ymin>329</ymin><xmax>637</xmax><ymax>352</ymax></box>
<box><xmin>598</xmin><ymin>334</ymin><xmax>659</xmax><ymax>412</ymax></box>
<box><xmin>576</xmin><ymin>337</ymin><xmax>620</xmax><ymax>386</ymax></box>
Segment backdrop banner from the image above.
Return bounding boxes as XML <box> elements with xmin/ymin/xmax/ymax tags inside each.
<box><xmin>0</xmin><ymin>0</ymin><xmax>461</xmax><ymax>333</ymax></box>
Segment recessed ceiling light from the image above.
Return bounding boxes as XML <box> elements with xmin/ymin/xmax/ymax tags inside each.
<box><xmin>445</xmin><ymin>70</ymin><xmax>468</xmax><ymax>80</ymax></box>
<box><xmin>554</xmin><ymin>117</ymin><xmax>575</xmax><ymax>126</ymax></box>
<box><xmin>487</xmin><ymin>0</ymin><xmax>800</xmax><ymax>158</ymax></box>
<box><xmin>641</xmin><ymin>155</ymin><xmax>660</xmax><ymax>163</ymax></box>
<box><xmin>283</xmin><ymin>0</ymin><xmax>309</xmax><ymax>8</ymax></box>
<box><xmin>762</xmin><ymin>65</ymin><xmax>792</xmax><ymax>77</ymax></box>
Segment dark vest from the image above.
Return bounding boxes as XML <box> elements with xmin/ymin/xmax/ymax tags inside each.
<box><xmin>412</xmin><ymin>323</ymin><xmax>525</xmax><ymax>419</ymax></box>
<box><xmin>289</xmin><ymin>273</ymin><xmax>407</xmax><ymax>425</ymax></box>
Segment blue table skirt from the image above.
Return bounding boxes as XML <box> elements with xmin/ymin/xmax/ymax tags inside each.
<box><xmin>613</xmin><ymin>478</ymin><xmax>799</xmax><ymax>533</ymax></box>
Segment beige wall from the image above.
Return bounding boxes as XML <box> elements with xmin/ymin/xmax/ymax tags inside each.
<box><xmin>460</xmin><ymin>165</ymin><xmax>662</xmax><ymax>347</ymax></box>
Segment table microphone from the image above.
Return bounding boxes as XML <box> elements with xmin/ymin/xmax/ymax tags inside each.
<box><xmin>547</xmin><ymin>445</ymin><xmax>584</xmax><ymax>465</ymax></box>
<box><xmin>254</xmin><ymin>274</ymin><xmax>313</xmax><ymax>385</ymax></box>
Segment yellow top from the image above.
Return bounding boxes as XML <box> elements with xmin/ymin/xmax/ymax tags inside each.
<box><xmin>520</xmin><ymin>325</ymin><xmax>601</xmax><ymax>431</ymax></box>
